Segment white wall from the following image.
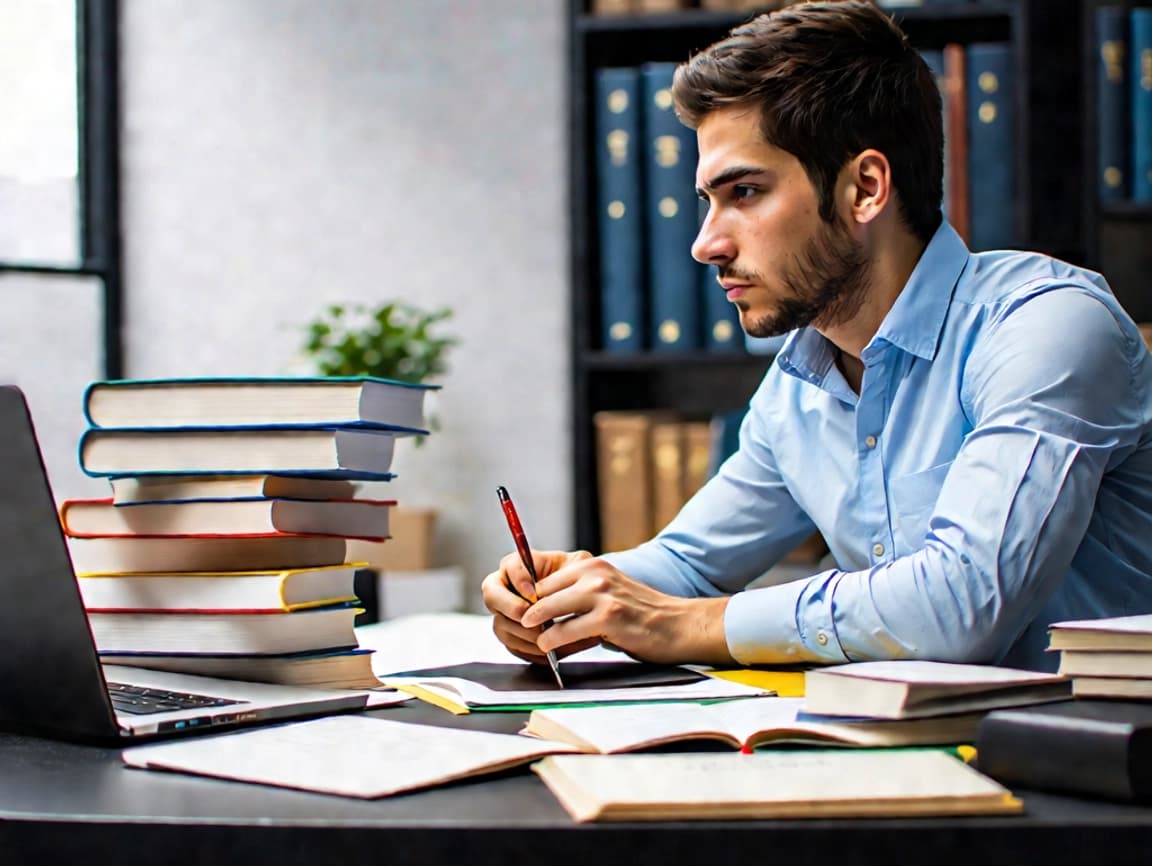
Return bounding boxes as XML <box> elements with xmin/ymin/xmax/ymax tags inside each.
<box><xmin>105</xmin><ymin>0</ymin><xmax>568</xmax><ymax>607</ymax></box>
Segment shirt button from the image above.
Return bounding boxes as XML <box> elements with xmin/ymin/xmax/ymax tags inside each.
<box><xmin>816</xmin><ymin>632</ymin><xmax>829</xmax><ymax>646</ymax></box>
<box><xmin>873</xmin><ymin>543</ymin><xmax>885</xmax><ymax>557</ymax></box>
<box><xmin>865</xmin><ymin>435</ymin><xmax>878</xmax><ymax>449</ymax></box>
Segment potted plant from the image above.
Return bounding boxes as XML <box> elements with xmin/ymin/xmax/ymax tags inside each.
<box><xmin>298</xmin><ymin>301</ymin><xmax>457</xmax><ymax>574</ymax></box>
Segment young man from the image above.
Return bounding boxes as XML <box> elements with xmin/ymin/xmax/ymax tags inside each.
<box><xmin>483</xmin><ymin>1</ymin><xmax>1152</xmax><ymax>671</ymax></box>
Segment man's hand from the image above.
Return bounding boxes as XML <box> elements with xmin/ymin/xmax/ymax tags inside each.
<box><xmin>481</xmin><ymin>549</ymin><xmax>734</xmax><ymax>666</ymax></box>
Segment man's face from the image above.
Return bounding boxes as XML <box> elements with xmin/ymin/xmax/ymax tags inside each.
<box><xmin>692</xmin><ymin>105</ymin><xmax>870</xmax><ymax>338</ymax></box>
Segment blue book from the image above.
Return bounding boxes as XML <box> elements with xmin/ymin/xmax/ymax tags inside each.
<box><xmin>82</xmin><ymin>376</ymin><xmax>432</xmax><ymax>433</ymax></box>
<box><xmin>594</xmin><ymin>68</ymin><xmax>645</xmax><ymax>352</ymax></box>
<box><xmin>919</xmin><ymin>48</ymin><xmax>950</xmax><ymax>224</ymax></box>
<box><xmin>1131</xmin><ymin>9</ymin><xmax>1152</xmax><ymax>202</ymax></box>
<box><xmin>966</xmin><ymin>42</ymin><xmax>1015</xmax><ymax>251</ymax></box>
<box><xmin>642</xmin><ymin>62</ymin><xmax>701</xmax><ymax>353</ymax></box>
<box><xmin>701</xmin><ymin>262</ymin><xmax>743</xmax><ymax>353</ymax></box>
<box><xmin>1097</xmin><ymin>7</ymin><xmax>1130</xmax><ymax>202</ymax></box>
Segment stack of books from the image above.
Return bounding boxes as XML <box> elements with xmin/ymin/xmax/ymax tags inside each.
<box><xmin>1048</xmin><ymin>613</ymin><xmax>1152</xmax><ymax>699</ymax></box>
<box><xmin>62</xmin><ymin>376</ymin><xmax>435</xmax><ymax>689</ymax></box>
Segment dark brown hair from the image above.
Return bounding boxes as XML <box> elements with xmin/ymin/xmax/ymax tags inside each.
<box><xmin>673</xmin><ymin>0</ymin><xmax>943</xmax><ymax>242</ymax></box>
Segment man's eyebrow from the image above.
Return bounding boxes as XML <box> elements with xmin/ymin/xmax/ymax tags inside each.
<box><xmin>696</xmin><ymin>166</ymin><xmax>768</xmax><ymax>197</ymax></box>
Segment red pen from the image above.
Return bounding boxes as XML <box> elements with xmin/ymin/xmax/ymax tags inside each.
<box><xmin>496</xmin><ymin>485</ymin><xmax>564</xmax><ymax>688</ymax></box>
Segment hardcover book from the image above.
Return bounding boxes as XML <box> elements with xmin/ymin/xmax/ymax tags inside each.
<box><xmin>533</xmin><ymin>750</ymin><xmax>1022</xmax><ymax>822</ymax></box>
<box><xmin>86</xmin><ymin>605</ymin><xmax>361</xmax><ymax>655</ymax></box>
<box><xmin>66</xmin><ymin>533</ymin><xmax>349</xmax><ymax>574</ymax></box>
<box><xmin>100</xmin><ymin>648</ymin><xmax>380</xmax><ymax>690</ymax></box>
<box><xmin>61</xmin><ymin>497</ymin><xmax>394</xmax><ymax>541</ymax></box>
<box><xmin>595</xmin><ymin>67</ymin><xmax>645</xmax><ymax>352</ymax></box>
<box><xmin>642</xmin><ymin>62</ymin><xmax>701</xmax><ymax>352</ymax></box>
<box><xmin>79</xmin><ymin>426</ymin><xmax>397</xmax><ymax>479</ymax></box>
<box><xmin>1096</xmin><ymin>6</ymin><xmax>1130</xmax><ymax>202</ymax></box>
<box><xmin>109</xmin><ymin>474</ymin><xmax>357</xmax><ymax>505</ymax></box>
<box><xmin>1048</xmin><ymin>613</ymin><xmax>1152</xmax><ymax>651</ymax></box>
<box><xmin>966</xmin><ymin>42</ymin><xmax>1015</xmax><ymax>251</ymax></box>
<box><xmin>83</xmin><ymin>376</ymin><xmax>432</xmax><ymax>433</ymax></box>
<box><xmin>75</xmin><ymin>564</ymin><xmax>360</xmax><ymax>613</ymax></box>
<box><xmin>803</xmin><ymin>660</ymin><xmax>1070</xmax><ymax>720</ymax></box>
<box><xmin>1131</xmin><ymin>8</ymin><xmax>1152</xmax><ymax>201</ymax></box>
<box><xmin>976</xmin><ymin>700</ymin><xmax>1152</xmax><ymax>802</ymax></box>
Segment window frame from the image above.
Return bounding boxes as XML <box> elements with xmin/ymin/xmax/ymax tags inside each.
<box><xmin>0</xmin><ymin>0</ymin><xmax>122</xmax><ymax>379</ymax></box>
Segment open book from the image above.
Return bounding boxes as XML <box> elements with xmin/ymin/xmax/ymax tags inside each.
<box><xmin>122</xmin><ymin>715</ymin><xmax>579</xmax><ymax>798</ymax></box>
<box><xmin>523</xmin><ymin>697</ymin><xmax>984</xmax><ymax>753</ymax></box>
<box><xmin>803</xmin><ymin>660</ymin><xmax>1071</xmax><ymax>719</ymax></box>
<box><xmin>533</xmin><ymin>750</ymin><xmax>1023</xmax><ymax>822</ymax></box>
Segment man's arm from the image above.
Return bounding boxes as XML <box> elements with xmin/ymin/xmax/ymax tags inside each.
<box><xmin>721</xmin><ymin>288</ymin><xmax>1149</xmax><ymax>666</ymax></box>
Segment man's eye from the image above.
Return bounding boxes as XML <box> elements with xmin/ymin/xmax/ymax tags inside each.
<box><xmin>732</xmin><ymin>184</ymin><xmax>758</xmax><ymax>200</ymax></box>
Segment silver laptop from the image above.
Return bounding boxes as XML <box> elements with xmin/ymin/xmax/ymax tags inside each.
<box><xmin>0</xmin><ymin>385</ymin><xmax>367</xmax><ymax>742</ymax></box>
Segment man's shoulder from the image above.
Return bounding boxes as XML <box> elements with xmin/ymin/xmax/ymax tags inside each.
<box><xmin>958</xmin><ymin>248</ymin><xmax>1111</xmax><ymax>308</ymax></box>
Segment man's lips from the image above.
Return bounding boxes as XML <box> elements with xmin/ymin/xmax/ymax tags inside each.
<box><xmin>721</xmin><ymin>282</ymin><xmax>751</xmax><ymax>300</ymax></box>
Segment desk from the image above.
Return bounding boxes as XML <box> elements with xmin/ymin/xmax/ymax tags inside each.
<box><xmin>2</xmin><ymin>700</ymin><xmax>1152</xmax><ymax>866</ymax></box>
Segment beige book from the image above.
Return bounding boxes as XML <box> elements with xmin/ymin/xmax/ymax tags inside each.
<box><xmin>122</xmin><ymin>715</ymin><xmax>580</xmax><ymax>799</ymax></box>
<box><xmin>650</xmin><ymin>419</ymin><xmax>686</xmax><ymax>533</ymax></box>
<box><xmin>1058</xmin><ymin>649</ymin><xmax>1152</xmax><ymax>678</ymax></box>
<box><xmin>524</xmin><ymin>696</ymin><xmax>984</xmax><ymax>753</ymax></box>
<box><xmin>636</xmin><ymin>0</ymin><xmax>687</xmax><ymax>11</ymax></box>
<box><xmin>803</xmin><ymin>660</ymin><xmax>1070</xmax><ymax>720</ymax></box>
<box><xmin>590</xmin><ymin>0</ymin><xmax>633</xmax><ymax>14</ymax></box>
<box><xmin>593</xmin><ymin>411</ymin><xmax>675</xmax><ymax>552</ymax></box>
<box><xmin>1072</xmin><ymin>676</ymin><xmax>1152</xmax><ymax>700</ymax></box>
<box><xmin>533</xmin><ymin>750</ymin><xmax>1022</xmax><ymax>822</ymax></box>
<box><xmin>682</xmin><ymin>421</ymin><xmax>712</xmax><ymax>498</ymax></box>
<box><xmin>1048</xmin><ymin>614</ymin><xmax>1152</xmax><ymax>651</ymax></box>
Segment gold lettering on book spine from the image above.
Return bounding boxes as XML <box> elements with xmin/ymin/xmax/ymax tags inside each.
<box><xmin>1103</xmin><ymin>40</ymin><xmax>1125</xmax><ymax>82</ymax></box>
<box><xmin>607</xmin><ymin>129</ymin><xmax>629</xmax><ymax>167</ymax></box>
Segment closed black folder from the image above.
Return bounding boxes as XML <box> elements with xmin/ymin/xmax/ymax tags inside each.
<box><xmin>975</xmin><ymin>700</ymin><xmax>1152</xmax><ymax>802</ymax></box>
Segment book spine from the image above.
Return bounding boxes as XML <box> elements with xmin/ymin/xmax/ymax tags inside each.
<box><xmin>701</xmin><ymin>258</ymin><xmax>743</xmax><ymax>352</ymax></box>
<box><xmin>919</xmin><ymin>48</ymin><xmax>950</xmax><ymax>226</ymax></box>
<box><xmin>965</xmin><ymin>42</ymin><xmax>1015</xmax><ymax>251</ymax></box>
<box><xmin>975</xmin><ymin>711</ymin><xmax>1142</xmax><ymax>801</ymax></box>
<box><xmin>642</xmin><ymin>62</ymin><xmax>701</xmax><ymax>353</ymax></box>
<box><xmin>650</xmin><ymin>419</ymin><xmax>685</xmax><ymax>534</ymax></box>
<box><xmin>595</xmin><ymin>68</ymin><xmax>646</xmax><ymax>353</ymax></box>
<box><xmin>1132</xmin><ymin>9</ymin><xmax>1152</xmax><ymax>202</ymax></box>
<box><xmin>1097</xmin><ymin>6</ymin><xmax>1130</xmax><ymax>202</ymax></box>
<box><xmin>593</xmin><ymin>412</ymin><xmax>658</xmax><ymax>552</ymax></box>
<box><xmin>942</xmin><ymin>43</ymin><xmax>970</xmax><ymax>243</ymax></box>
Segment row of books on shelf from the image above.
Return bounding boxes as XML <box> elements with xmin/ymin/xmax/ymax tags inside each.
<box><xmin>593</xmin><ymin>42</ymin><xmax>1013</xmax><ymax>354</ymax></box>
<box><xmin>62</xmin><ymin>375</ymin><xmax>436</xmax><ymax>690</ymax></box>
<box><xmin>1095</xmin><ymin>6</ymin><xmax>1152</xmax><ymax>203</ymax></box>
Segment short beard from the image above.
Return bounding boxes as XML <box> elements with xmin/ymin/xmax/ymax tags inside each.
<box><xmin>737</xmin><ymin>218</ymin><xmax>871</xmax><ymax>339</ymax></box>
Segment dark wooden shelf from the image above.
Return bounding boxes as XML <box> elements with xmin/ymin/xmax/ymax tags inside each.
<box><xmin>580</xmin><ymin>351</ymin><xmax>773</xmax><ymax>371</ymax></box>
<box><xmin>1099</xmin><ymin>201</ymin><xmax>1152</xmax><ymax>220</ymax></box>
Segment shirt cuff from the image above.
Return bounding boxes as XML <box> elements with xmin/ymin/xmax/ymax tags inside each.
<box><xmin>724</xmin><ymin>570</ymin><xmax>852</xmax><ymax>665</ymax></box>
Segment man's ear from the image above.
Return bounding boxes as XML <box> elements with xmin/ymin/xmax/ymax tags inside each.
<box><xmin>841</xmin><ymin>148</ymin><xmax>891</xmax><ymax>225</ymax></box>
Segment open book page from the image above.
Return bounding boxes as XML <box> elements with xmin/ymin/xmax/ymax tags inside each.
<box><xmin>380</xmin><ymin>674</ymin><xmax>771</xmax><ymax>711</ymax></box>
<box><xmin>526</xmin><ymin>697</ymin><xmax>983</xmax><ymax>752</ymax></box>
<box><xmin>533</xmin><ymin>750</ymin><xmax>1023</xmax><ymax>822</ymax></box>
<box><xmin>122</xmin><ymin>715</ymin><xmax>579</xmax><ymax>799</ymax></box>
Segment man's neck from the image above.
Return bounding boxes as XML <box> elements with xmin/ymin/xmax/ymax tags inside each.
<box><xmin>819</xmin><ymin>226</ymin><xmax>928</xmax><ymax>383</ymax></box>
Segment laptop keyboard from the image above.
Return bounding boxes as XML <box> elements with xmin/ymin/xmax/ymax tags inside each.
<box><xmin>106</xmin><ymin>681</ymin><xmax>248</xmax><ymax>715</ymax></box>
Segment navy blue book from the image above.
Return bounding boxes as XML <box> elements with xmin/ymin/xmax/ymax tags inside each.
<box><xmin>1096</xmin><ymin>6</ymin><xmax>1130</xmax><ymax>202</ymax></box>
<box><xmin>642</xmin><ymin>62</ymin><xmax>701</xmax><ymax>353</ymax></box>
<box><xmin>1131</xmin><ymin>9</ymin><xmax>1152</xmax><ymax>202</ymax></box>
<box><xmin>594</xmin><ymin>68</ymin><xmax>645</xmax><ymax>352</ymax></box>
<box><xmin>919</xmin><ymin>48</ymin><xmax>950</xmax><ymax>224</ymax></box>
<box><xmin>966</xmin><ymin>42</ymin><xmax>1015</xmax><ymax>251</ymax></box>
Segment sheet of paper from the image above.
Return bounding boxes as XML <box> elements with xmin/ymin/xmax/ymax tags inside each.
<box><xmin>122</xmin><ymin>715</ymin><xmax>579</xmax><ymax>799</ymax></box>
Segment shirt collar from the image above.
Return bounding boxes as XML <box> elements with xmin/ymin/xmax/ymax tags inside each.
<box><xmin>777</xmin><ymin>219</ymin><xmax>969</xmax><ymax>379</ymax></box>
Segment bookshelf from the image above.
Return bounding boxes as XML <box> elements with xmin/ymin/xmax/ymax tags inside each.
<box><xmin>567</xmin><ymin>0</ymin><xmax>1081</xmax><ymax>553</ymax></box>
<box><xmin>1081</xmin><ymin>0</ymin><xmax>1152</xmax><ymax>323</ymax></box>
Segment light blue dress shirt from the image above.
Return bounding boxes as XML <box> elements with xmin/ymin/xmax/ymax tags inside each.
<box><xmin>604</xmin><ymin>221</ymin><xmax>1152</xmax><ymax>671</ymax></box>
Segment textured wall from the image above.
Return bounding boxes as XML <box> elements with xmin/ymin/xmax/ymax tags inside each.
<box><xmin>118</xmin><ymin>0</ymin><xmax>571</xmax><ymax>606</ymax></box>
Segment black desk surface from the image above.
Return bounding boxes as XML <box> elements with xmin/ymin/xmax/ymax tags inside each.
<box><xmin>3</xmin><ymin>700</ymin><xmax>1152</xmax><ymax>866</ymax></box>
